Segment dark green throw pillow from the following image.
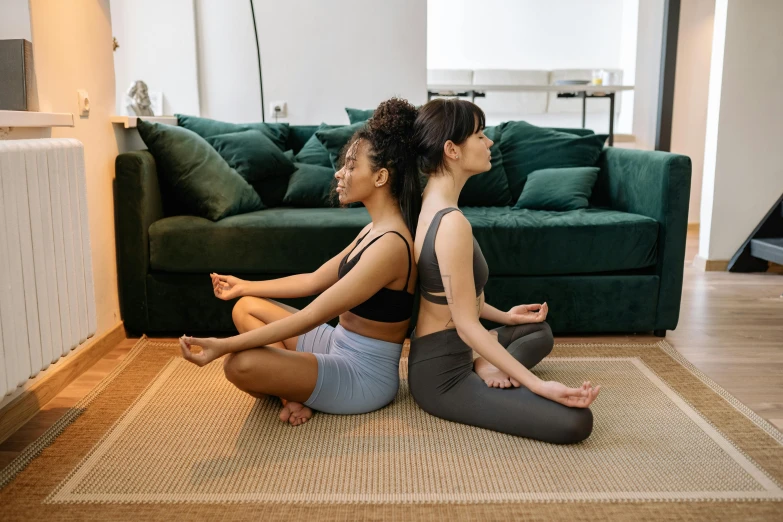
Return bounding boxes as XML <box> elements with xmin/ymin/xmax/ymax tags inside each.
<box><xmin>283</xmin><ymin>162</ymin><xmax>339</xmax><ymax>208</ymax></box>
<box><xmin>514</xmin><ymin>166</ymin><xmax>599</xmax><ymax>211</ymax></box>
<box><xmin>315</xmin><ymin>122</ymin><xmax>366</xmax><ymax>169</ymax></box>
<box><xmin>205</xmin><ymin>130</ymin><xmax>295</xmax><ymax>208</ymax></box>
<box><xmin>175</xmin><ymin>114</ymin><xmax>290</xmax><ymax>151</ymax></box>
<box><xmin>136</xmin><ymin>119</ymin><xmax>263</xmax><ymax>221</ymax></box>
<box><xmin>498</xmin><ymin>120</ymin><xmax>607</xmax><ymax>201</ymax></box>
<box><xmin>345</xmin><ymin>106</ymin><xmax>423</xmax><ymax>124</ymax></box>
<box><xmin>458</xmin><ymin>126</ymin><xmax>512</xmax><ymax>207</ymax></box>
<box><xmin>294</xmin><ymin>123</ymin><xmax>340</xmax><ymax>167</ymax></box>
<box><xmin>346</xmin><ymin>107</ymin><xmax>375</xmax><ymax>124</ymax></box>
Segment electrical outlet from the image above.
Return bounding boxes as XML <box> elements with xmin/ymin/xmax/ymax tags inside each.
<box><xmin>77</xmin><ymin>89</ymin><xmax>90</xmax><ymax>116</ymax></box>
<box><xmin>270</xmin><ymin>101</ymin><xmax>287</xmax><ymax>118</ymax></box>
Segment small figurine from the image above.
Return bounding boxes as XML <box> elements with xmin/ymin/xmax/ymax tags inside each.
<box><xmin>125</xmin><ymin>80</ymin><xmax>154</xmax><ymax>116</ymax></box>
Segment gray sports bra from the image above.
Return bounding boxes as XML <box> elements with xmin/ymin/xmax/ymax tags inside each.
<box><xmin>418</xmin><ymin>207</ymin><xmax>489</xmax><ymax>305</ymax></box>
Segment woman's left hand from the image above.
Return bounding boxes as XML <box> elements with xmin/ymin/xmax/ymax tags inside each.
<box><xmin>179</xmin><ymin>335</ymin><xmax>227</xmax><ymax>367</ymax></box>
<box><xmin>506</xmin><ymin>302</ymin><xmax>548</xmax><ymax>325</ymax></box>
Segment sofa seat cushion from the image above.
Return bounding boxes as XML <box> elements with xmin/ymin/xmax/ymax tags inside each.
<box><xmin>462</xmin><ymin>207</ymin><xmax>658</xmax><ymax>275</ymax></box>
<box><xmin>150</xmin><ymin>207</ymin><xmax>372</xmax><ymax>273</ymax></box>
<box><xmin>149</xmin><ymin>207</ymin><xmax>658</xmax><ymax>276</ymax></box>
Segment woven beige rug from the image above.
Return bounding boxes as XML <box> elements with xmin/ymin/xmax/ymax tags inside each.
<box><xmin>2</xmin><ymin>337</ymin><xmax>782</xmax><ymax>521</ymax></box>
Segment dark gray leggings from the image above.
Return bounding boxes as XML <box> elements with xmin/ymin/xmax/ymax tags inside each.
<box><xmin>408</xmin><ymin>322</ymin><xmax>593</xmax><ymax>444</ymax></box>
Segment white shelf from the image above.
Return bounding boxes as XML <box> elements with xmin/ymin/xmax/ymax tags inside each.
<box><xmin>110</xmin><ymin>115</ymin><xmax>178</xmax><ymax>128</ymax></box>
<box><xmin>0</xmin><ymin>110</ymin><xmax>75</xmax><ymax>128</ymax></box>
<box><xmin>428</xmin><ymin>84</ymin><xmax>635</xmax><ymax>93</ymax></box>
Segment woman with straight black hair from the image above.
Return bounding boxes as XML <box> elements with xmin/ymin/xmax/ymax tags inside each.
<box><xmin>408</xmin><ymin>98</ymin><xmax>600</xmax><ymax>444</ymax></box>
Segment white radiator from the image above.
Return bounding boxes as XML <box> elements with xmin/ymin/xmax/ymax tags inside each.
<box><xmin>0</xmin><ymin>139</ymin><xmax>96</xmax><ymax>396</ymax></box>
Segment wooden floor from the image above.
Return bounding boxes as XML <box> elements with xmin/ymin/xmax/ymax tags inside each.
<box><xmin>1</xmin><ymin>229</ymin><xmax>781</xmax><ymax>469</ymax></box>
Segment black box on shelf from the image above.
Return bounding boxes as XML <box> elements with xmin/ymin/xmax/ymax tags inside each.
<box><xmin>0</xmin><ymin>39</ymin><xmax>38</xmax><ymax>111</ymax></box>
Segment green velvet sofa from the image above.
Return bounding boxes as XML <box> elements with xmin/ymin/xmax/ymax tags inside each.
<box><xmin>115</xmin><ymin>125</ymin><xmax>691</xmax><ymax>337</ymax></box>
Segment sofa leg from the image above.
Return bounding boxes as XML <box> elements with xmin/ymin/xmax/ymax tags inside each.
<box><xmin>653</xmin><ymin>329</ymin><xmax>666</xmax><ymax>337</ymax></box>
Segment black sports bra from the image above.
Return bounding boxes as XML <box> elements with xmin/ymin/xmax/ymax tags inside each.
<box><xmin>418</xmin><ymin>207</ymin><xmax>489</xmax><ymax>304</ymax></box>
<box><xmin>338</xmin><ymin>230</ymin><xmax>414</xmax><ymax>322</ymax></box>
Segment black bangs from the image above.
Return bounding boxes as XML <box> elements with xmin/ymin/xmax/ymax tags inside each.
<box><xmin>442</xmin><ymin>98</ymin><xmax>486</xmax><ymax>144</ymax></box>
<box><xmin>413</xmin><ymin>98</ymin><xmax>487</xmax><ymax>176</ymax></box>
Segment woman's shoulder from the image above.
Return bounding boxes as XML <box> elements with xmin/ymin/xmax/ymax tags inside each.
<box><xmin>384</xmin><ymin>227</ymin><xmax>414</xmax><ymax>250</ymax></box>
<box><xmin>351</xmin><ymin>222</ymin><xmax>373</xmax><ymax>243</ymax></box>
<box><xmin>437</xmin><ymin>207</ymin><xmax>471</xmax><ymax>232</ymax></box>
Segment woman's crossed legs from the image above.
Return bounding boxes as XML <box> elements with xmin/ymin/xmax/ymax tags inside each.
<box><xmin>409</xmin><ymin>322</ymin><xmax>594</xmax><ymax>444</ymax></box>
<box><xmin>226</xmin><ymin>296</ymin><xmax>317</xmax><ymax>426</ymax></box>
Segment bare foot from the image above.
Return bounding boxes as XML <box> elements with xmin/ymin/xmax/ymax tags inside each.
<box><xmin>474</xmin><ymin>357</ymin><xmax>521</xmax><ymax>388</ymax></box>
<box><xmin>279</xmin><ymin>399</ymin><xmax>313</xmax><ymax>426</ymax></box>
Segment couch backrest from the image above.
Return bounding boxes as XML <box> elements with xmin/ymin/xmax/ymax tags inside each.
<box><xmin>285</xmin><ymin>123</ymin><xmax>593</xmax><ymax>152</ymax></box>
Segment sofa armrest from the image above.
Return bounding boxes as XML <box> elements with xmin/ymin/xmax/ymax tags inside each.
<box><xmin>593</xmin><ymin>147</ymin><xmax>692</xmax><ymax>331</ymax></box>
<box><xmin>114</xmin><ymin>151</ymin><xmax>164</xmax><ymax>334</ymax></box>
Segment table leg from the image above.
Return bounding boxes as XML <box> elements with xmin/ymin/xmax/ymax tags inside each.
<box><xmin>581</xmin><ymin>92</ymin><xmax>587</xmax><ymax>128</ymax></box>
<box><xmin>608</xmin><ymin>92</ymin><xmax>615</xmax><ymax>146</ymax></box>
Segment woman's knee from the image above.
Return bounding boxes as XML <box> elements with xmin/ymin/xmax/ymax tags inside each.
<box><xmin>231</xmin><ymin>296</ymin><xmax>254</xmax><ymax>325</ymax></box>
<box><xmin>223</xmin><ymin>351</ymin><xmax>256</xmax><ymax>385</ymax></box>
<box><xmin>505</xmin><ymin>322</ymin><xmax>554</xmax><ymax>365</ymax></box>
<box><xmin>538</xmin><ymin>321</ymin><xmax>554</xmax><ymax>353</ymax></box>
<box><xmin>557</xmin><ymin>407</ymin><xmax>593</xmax><ymax>444</ymax></box>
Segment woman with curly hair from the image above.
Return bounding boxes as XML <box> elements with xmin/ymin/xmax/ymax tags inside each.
<box><xmin>179</xmin><ymin>98</ymin><xmax>421</xmax><ymax>426</ymax></box>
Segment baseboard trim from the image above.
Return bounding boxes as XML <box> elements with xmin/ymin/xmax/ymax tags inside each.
<box><xmin>0</xmin><ymin>321</ymin><xmax>126</xmax><ymax>444</ymax></box>
<box><xmin>693</xmin><ymin>254</ymin><xmax>729</xmax><ymax>272</ymax></box>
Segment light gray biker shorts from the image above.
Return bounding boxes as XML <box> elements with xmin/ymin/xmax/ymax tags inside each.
<box><xmin>296</xmin><ymin>323</ymin><xmax>403</xmax><ymax>414</ymax></box>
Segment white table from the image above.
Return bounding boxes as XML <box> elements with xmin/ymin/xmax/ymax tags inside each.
<box><xmin>427</xmin><ymin>84</ymin><xmax>634</xmax><ymax>145</ymax></box>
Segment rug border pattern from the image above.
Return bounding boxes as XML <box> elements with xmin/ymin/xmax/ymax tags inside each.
<box><xmin>2</xmin><ymin>337</ymin><xmax>782</xmax><ymax>502</ymax></box>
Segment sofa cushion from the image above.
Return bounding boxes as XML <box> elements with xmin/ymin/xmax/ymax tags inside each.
<box><xmin>345</xmin><ymin>107</ymin><xmax>375</xmax><ymax>124</ymax></box>
<box><xmin>136</xmin><ymin>119</ymin><xmax>263</xmax><ymax>221</ymax></box>
<box><xmin>205</xmin><ymin>130</ymin><xmax>295</xmax><ymax>208</ymax></box>
<box><xmin>149</xmin><ymin>206</ymin><xmax>658</xmax><ymax>276</ymax></box>
<box><xmin>463</xmin><ymin>207</ymin><xmax>658</xmax><ymax>275</ymax></box>
<box><xmin>294</xmin><ymin>123</ymin><xmax>340</xmax><ymax>167</ymax></box>
<box><xmin>150</xmin><ymin>207</ymin><xmax>372</xmax><ymax>274</ymax></box>
<box><xmin>315</xmin><ymin>122</ymin><xmax>366</xmax><ymax>168</ymax></box>
<box><xmin>175</xmin><ymin>114</ymin><xmax>290</xmax><ymax>150</ymax></box>
<box><xmin>285</xmin><ymin>125</ymin><xmax>320</xmax><ymax>154</ymax></box>
<box><xmin>498</xmin><ymin>120</ymin><xmax>607</xmax><ymax>201</ymax></box>
<box><xmin>283</xmin><ymin>162</ymin><xmax>339</xmax><ymax>208</ymax></box>
<box><xmin>514</xmin><ymin>166</ymin><xmax>599</xmax><ymax>211</ymax></box>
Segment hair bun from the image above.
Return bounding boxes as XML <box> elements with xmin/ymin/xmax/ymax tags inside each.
<box><xmin>349</xmin><ymin>97</ymin><xmax>422</xmax><ymax>237</ymax></box>
<box><xmin>367</xmin><ymin>97</ymin><xmax>418</xmax><ymax>142</ymax></box>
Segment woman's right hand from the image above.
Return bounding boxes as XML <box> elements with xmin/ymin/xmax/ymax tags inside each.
<box><xmin>210</xmin><ymin>273</ymin><xmax>246</xmax><ymax>300</ymax></box>
<box><xmin>534</xmin><ymin>380</ymin><xmax>601</xmax><ymax>408</ymax></box>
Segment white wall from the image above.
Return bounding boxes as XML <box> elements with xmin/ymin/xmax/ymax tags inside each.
<box><xmin>617</xmin><ymin>0</ymin><xmax>638</xmax><ymax>134</ymax></box>
<box><xmin>671</xmin><ymin>0</ymin><xmax>714</xmax><ymax>224</ymax></box>
<box><xmin>24</xmin><ymin>0</ymin><xmax>121</xmax><ymax>335</ymax></box>
<box><xmin>196</xmin><ymin>0</ymin><xmax>427</xmax><ymax>125</ymax></box>
<box><xmin>0</xmin><ymin>0</ymin><xmax>31</xmax><ymax>41</ymax></box>
<box><xmin>428</xmin><ymin>0</ymin><xmax>627</xmax><ymax>70</ymax></box>
<box><xmin>632</xmin><ymin>0</ymin><xmax>665</xmax><ymax>150</ymax></box>
<box><xmin>427</xmin><ymin>0</ymin><xmax>638</xmax><ymax>134</ymax></box>
<box><xmin>193</xmin><ymin>0</ymin><xmax>262</xmax><ymax>123</ymax></box>
<box><xmin>110</xmin><ymin>0</ymin><xmax>200</xmax><ymax>116</ymax></box>
<box><xmin>699</xmin><ymin>0</ymin><xmax>783</xmax><ymax>260</ymax></box>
